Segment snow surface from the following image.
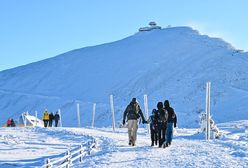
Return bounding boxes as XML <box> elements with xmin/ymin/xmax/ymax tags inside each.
<box><xmin>0</xmin><ymin>120</ymin><xmax>247</xmax><ymax>168</ymax></box>
<box><xmin>0</xmin><ymin>26</ymin><xmax>248</xmax><ymax>128</ymax></box>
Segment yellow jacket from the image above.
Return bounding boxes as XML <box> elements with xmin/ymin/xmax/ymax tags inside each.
<box><xmin>43</xmin><ymin>111</ymin><xmax>49</xmax><ymax>120</ymax></box>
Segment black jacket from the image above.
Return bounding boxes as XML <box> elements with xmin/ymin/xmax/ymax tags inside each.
<box><xmin>54</xmin><ymin>113</ymin><xmax>60</xmax><ymax>121</ymax></box>
<box><xmin>166</xmin><ymin>107</ymin><xmax>176</xmax><ymax>123</ymax></box>
<box><xmin>164</xmin><ymin>100</ymin><xmax>177</xmax><ymax>125</ymax></box>
<box><xmin>49</xmin><ymin>113</ymin><xmax>54</xmax><ymax>121</ymax></box>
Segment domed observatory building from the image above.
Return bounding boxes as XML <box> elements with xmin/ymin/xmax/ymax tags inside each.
<box><xmin>139</xmin><ymin>21</ymin><xmax>162</xmax><ymax>32</ymax></box>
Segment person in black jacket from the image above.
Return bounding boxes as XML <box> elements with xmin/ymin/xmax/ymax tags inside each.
<box><xmin>157</xmin><ymin>102</ymin><xmax>168</xmax><ymax>147</ymax></box>
<box><xmin>123</xmin><ymin>98</ymin><xmax>147</xmax><ymax>146</ymax></box>
<box><xmin>164</xmin><ymin>100</ymin><xmax>177</xmax><ymax>147</ymax></box>
<box><xmin>48</xmin><ymin>112</ymin><xmax>54</xmax><ymax>127</ymax></box>
<box><xmin>10</xmin><ymin>119</ymin><xmax>16</xmax><ymax>127</ymax></box>
<box><xmin>148</xmin><ymin>109</ymin><xmax>159</xmax><ymax>146</ymax></box>
<box><xmin>54</xmin><ymin>111</ymin><xmax>60</xmax><ymax>127</ymax></box>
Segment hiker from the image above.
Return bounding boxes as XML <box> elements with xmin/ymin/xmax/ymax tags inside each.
<box><xmin>164</xmin><ymin>100</ymin><xmax>177</xmax><ymax>147</ymax></box>
<box><xmin>10</xmin><ymin>119</ymin><xmax>16</xmax><ymax>127</ymax></box>
<box><xmin>7</xmin><ymin>118</ymin><xmax>11</xmax><ymax>127</ymax></box>
<box><xmin>54</xmin><ymin>111</ymin><xmax>60</xmax><ymax>127</ymax></box>
<box><xmin>48</xmin><ymin>112</ymin><xmax>54</xmax><ymax>127</ymax></box>
<box><xmin>123</xmin><ymin>98</ymin><xmax>147</xmax><ymax>146</ymax></box>
<box><xmin>42</xmin><ymin>109</ymin><xmax>49</xmax><ymax>127</ymax></box>
<box><xmin>148</xmin><ymin>109</ymin><xmax>159</xmax><ymax>146</ymax></box>
<box><xmin>157</xmin><ymin>102</ymin><xmax>168</xmax><ymax>148</ymax></box>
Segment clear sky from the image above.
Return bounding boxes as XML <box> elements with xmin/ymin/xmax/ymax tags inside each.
<box><xmin>0</xmin><ymin>0</ymin><xmax>247</xmax><ymax>71</ymax></box>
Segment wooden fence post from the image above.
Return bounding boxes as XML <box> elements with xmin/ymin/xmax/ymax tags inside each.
<box><xmin>66</xmin><ymin>151</ymin><xmax>71</xmax><ymax>168</ymax></box>
<box><xmin>79</xmin><ymin>144</ymin><xmax>83</xmax><ymax>162</ymax></box>
<box><xmin>45</xmin><ymin>158</ymin><xmax>51</xmax><ymax>168</ymax></box>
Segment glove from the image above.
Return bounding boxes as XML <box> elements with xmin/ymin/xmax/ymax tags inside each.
<box><xmin>174</xmin><ymin>123</ymin><xmax>177</xmax><ymax>128</ymax></box>
<box><xmin>122</xmin><ymin>120</ymin><xmax>125</xmax><ymax>125</ymax></box>
<box><xmin>142</xmin><ymin>120</ymin><xmax>148</xmax><ymax>124</ymax></box>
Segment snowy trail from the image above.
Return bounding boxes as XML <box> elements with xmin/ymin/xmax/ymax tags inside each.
<box><xmin>0</xmin><ymin>121</ymin><xmax>247</xmax><ymax>168</ymax></box>
<box><xmin>72</xmin><ymin>126</ymin><xmax>247</xmax><ymax>168</ymax></box>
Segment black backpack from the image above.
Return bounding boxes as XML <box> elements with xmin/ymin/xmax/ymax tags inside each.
<box><xmin>159</xmin><ymin>109</ymin><xmax>168</xmax><ymax>123</ymax></box>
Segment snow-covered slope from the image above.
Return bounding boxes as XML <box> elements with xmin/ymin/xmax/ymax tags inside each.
<box><xmin>0</xmin><ymin>26</ymin><xmax>248</xmax><ymax>127</ymax></box>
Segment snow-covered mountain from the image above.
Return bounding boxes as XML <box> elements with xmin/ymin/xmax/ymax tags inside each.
<box><xmin>1</xmin><ymin>26</ymin><xmax>248</xmax><ymax>127</ymax></box>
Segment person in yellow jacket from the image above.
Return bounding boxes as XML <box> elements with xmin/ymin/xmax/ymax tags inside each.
<box><xmin>43</xmin><ymin>109</ymin><xmax>49</xmax><ymax>127</ymax></box>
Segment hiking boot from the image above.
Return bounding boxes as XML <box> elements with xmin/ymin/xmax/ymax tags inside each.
<box><xmin>131</xmin><ymin>140</ymin><xmax>136</xmax><ymax>146</ymax></box>
<box><xmin>151</xmin><ymin>141</ymin><xmax>154</xmax><ymax>146</ymax></box>
<box><xmin>129</xmin><ymin>140</ymin><xmax>132</xmax><ymax>146</ymax></box>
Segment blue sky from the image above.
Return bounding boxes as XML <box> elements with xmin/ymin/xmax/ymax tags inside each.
<box><xmin>0</xmin><ymin>0</ymin><xmax>247</xmax><ymax>71</ymax></box>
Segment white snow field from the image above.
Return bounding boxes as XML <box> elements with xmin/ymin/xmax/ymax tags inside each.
<box><xmin>0</xmin><ymin>120</ymin><xmax>247</xmax><ymax>168</ymax></box>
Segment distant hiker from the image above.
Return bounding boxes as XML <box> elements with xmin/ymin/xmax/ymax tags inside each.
<box><xmin>123</xmin><ymin>98</ymin><xmax>148</xmax><ymax>146</ymax></box>
<box><xmin>48</xmin><ymin>112</ymin><xmax>54</xmax><ymax>127</ymax></box>
<box><xmin>164</xmin><ymin>100</ymin><xmax>177</xmax><ymax>147</ymax></box>
<box><xmin>54</xmin><ymin>111</ymin><xmax>60</xmax><ymax>127</ymax></box>
<box><xmin>10</xmin><ymin>119</ymin><xmax>16</xmax><ymax>127</ymax></box>
<box><xmin>157</xmin><ymin>102</ymin><xmax>168</xmax><ymax>148</ymax></box>
<box><xmin>42</xmin><ymin>110</ymin><xmax>49</xmax><ymax>127</ymax></box>
<box><xmin>7</xmin><ymin>118</ymin><xmax>11</xmax><ymax>127</ymax></box>
<box><xmin>148</xmin><ymin>109</ymin><xmax>159</xmax><ymax>146</ymax></box>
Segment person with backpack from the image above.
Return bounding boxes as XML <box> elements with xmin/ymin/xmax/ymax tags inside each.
<box><xmin>54</xmin><ymin>111</ymin><xmax>60</xmax><ymax>127</ymax></box>
<box><xmin>123</xmin><ymin>98</ymin><xmax>147</xmax><ymax>146</ymax></box>
<box><xmin>148</xmin><ymin>109</ymin><xmax>159</xmax><ymax>146</ymax></box>
<box><xmin>42</xmin><ymin>109</ymin><xmax>49</xmax><ymax>127</ymax></box>
<box><xmin>157</xmin><ymin>102</ymin><xmax>168</xmax><ymax>148</ymax></box>
<box><xmin>48</xmin><ymin>112</ymin><xmax>54</xmax><ymax>127</ymax></box>
<box><xmin>164</xmin><ymin>100</ymin><xmax>177</xmax><ymax>147</ymax></box>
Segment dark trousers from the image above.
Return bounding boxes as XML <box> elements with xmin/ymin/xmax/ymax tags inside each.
<box><xmin>48</xmin><ymin>120</ymin><xmax>53</xmax><ymax>127</ymax></box>
<box><xmin>44</xmin><ymin>120</ymin><xmax>48</xmax><ymax>127</ymax></box>
<box><xmin>158</xmin><ymin>122</ymin><xmax>167</xmax><ymax>147</ymax></box>
<box><xmin>150</xmin><ymin>125</ymin><xmax>158</xmax><ymax>145</ymax></box>
<box><xmin>55</xmin><ymin>120</ymin><xmax>59</xmax><ymax>127</ymax></box>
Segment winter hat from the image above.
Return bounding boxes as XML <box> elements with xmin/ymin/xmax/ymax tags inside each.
<box><xmin>152</xmin><ymin>109</ymin><xmax>157</xmax><ymax>114</ymax></box>
<box><xmin>131</xmin><ymin>98</ymin><xmax>137</xmax><ymax>103</ymax></box>
<box><xmin>157</xmin><ymin>102</ymin><xmax>163</xmax><ymax>109</ymax></box>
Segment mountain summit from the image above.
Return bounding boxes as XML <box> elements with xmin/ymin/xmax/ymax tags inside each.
<box><xmin>0</xmin><ymin>26</ymin><xmax>247</xmax><ymax>127</ymax></box>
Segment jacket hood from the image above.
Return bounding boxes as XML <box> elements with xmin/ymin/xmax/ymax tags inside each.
<box><xmin>164</xmin><ymin>100</ymin><xmax>170</xmax><ymax>108</ymax></box>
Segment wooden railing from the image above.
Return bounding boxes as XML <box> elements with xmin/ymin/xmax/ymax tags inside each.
<box><xmin>42</xmin><ymin>141</ymin><xmax>96</xmax><ymax>168</ymax></box>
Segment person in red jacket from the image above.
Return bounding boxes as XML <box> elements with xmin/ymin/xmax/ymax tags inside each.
<box><xmin>7</xmin><ymin>118</ymin><xmax>11</xmax><ymax>127</ymax></box>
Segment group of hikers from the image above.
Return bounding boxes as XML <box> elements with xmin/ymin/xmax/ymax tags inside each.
<box><xmin>42</xmin><ymin>110</ymin><xmax>60</xmax><ymax>127</ymax></box>
<box><xmin>123</xmin><ymin>98</ymin><xmax>177</xmax><ymax>148</ymax></box>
